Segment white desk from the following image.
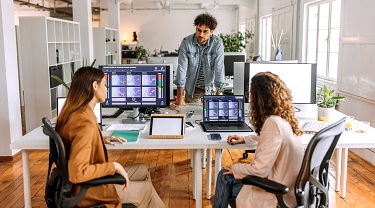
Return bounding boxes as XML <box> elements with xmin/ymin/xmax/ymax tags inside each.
<box><xmin>10</xmin><ymin>104</ymin><xmax>208</xmax><ymax>208</ymax></box>
<box><xmin>10</xmin><ymin>105</ymin><xmax>375</xmax><ymax>207</ymax></box>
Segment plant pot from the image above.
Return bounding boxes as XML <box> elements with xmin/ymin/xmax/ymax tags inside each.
<box><xmin>318</xmin><ymin>107</ymin><xmax>334</xmax><ymax>121</ymax></box>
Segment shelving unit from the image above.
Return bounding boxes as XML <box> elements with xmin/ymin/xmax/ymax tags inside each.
<box><xmin>121</xmin><ymin>42</ymin><xmax>138</xmax><ymax>64</ymax></box>
<box><xmin>93</xmin><ymin>27</ymin><xmax>119</xmax><ymax>65</ymax></box>
<box><xmin>19</xmin><ymin>16</ymin><xmax>81</xmax><ymax>132</ymax></box>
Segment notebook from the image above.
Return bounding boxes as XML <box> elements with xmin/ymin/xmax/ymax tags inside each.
<box><xmin>57</xmin><ymin>97</ymin><xmax>103</xmax><ymax>129</ymax></box>
<box><xmin>111</xmin><ymin>130</ymin><xmax>140</xmax><ymax>142</ymax></box>
<box><xmin>201</xmin><ymin>95</ymin><xmax>253</xmax><ymax>132</ymax></box>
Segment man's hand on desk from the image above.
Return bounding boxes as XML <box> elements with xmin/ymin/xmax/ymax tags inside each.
<box><xmin>104</xmin><ymin>135</ymin><xmax>127</xmax><ymax>146</ymax></box>
<box><xmin>170</xmin><ymin>100</ymin><xmax>188</xmax><ymax>109</ymax></box>
<box><xmin>171</xmin><ymin>86</ymin><xmax>188</xmax><ymax>109</ymax></box>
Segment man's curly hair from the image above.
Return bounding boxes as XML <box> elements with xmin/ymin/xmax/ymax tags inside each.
<box><xmin>250</xmin><ymin>72</ymin><xmax>303</xmax><ymax>136</ymax></box>
<box><xmin>194</xmin><ymin>13</ymin><xmax>218</xmax><ymax>30</ymax></box>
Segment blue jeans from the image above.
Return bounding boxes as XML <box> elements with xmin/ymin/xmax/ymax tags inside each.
<box><xmin>213</xmin><ymin>169</ymin><xmax>244</xmax><ymax>208</ymax></box>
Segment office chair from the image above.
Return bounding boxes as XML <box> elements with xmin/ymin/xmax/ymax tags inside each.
<box><xmin>42</xmin><ymin>117</ymin><xmax>136</xmax><ymax>208</ymax></box>
<box><xmin>241</xmin><ymin>117</ymin><xmax>346</xmax><ymax>208</ymax></box>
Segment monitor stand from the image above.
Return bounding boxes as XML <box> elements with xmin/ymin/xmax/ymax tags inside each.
<box><xmin>122</xmin><ymin>107</ymin><xmax>149</xmax><ymax>124</ymax></box>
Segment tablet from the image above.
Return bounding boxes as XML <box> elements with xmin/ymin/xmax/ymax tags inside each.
<box><xmin>148</xmin><ymin>114</ymin><xmax>185</xmax><ymax>139</ymax></box>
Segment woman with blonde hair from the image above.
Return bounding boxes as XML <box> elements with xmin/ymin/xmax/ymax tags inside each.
<box><xmin>212</xmin><ymin>71</ymin><xmax>304</xmax><ymax>208</ymax></box>
<box><xmin>56</xmin><ymin>66</ymin><xmax>165</xmax><ymax>208</ymax></box>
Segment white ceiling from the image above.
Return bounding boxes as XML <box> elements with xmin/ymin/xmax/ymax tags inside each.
<box><xmin>14</xmin><ymin>0</ymin><xmax>255</xmax><ymax>11</ymax></box>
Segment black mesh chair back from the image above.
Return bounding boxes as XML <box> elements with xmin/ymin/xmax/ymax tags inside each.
<box><xmin>295</xmin><ymin>117</ymin><xmax>346</xmax><ymax>207</ymax></box>
<box><xmin>42</xmin><ymin>117</ymin><xmax>131</xmax><ymax>208</ymax></box>
<box><xmin>241</xmin><ymin>117</ymin><xmax>346</xmax><ymax>208</ymax></box>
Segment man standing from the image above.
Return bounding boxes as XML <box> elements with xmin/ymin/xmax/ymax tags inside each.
<box><xmin>171</xmin><ymin>13</ymin><xmax>225</xmax><ymax>108</ymax></box>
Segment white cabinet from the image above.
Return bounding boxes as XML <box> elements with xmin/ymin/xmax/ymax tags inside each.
<box><xmin>93</xmin><ymin>27</ymin><xmax>119</xmax><ymax>66</ymax></box>
<box><xmin>19</xmin><ymin>16</ymin><xmax>81</xmax><ymax>133</ymax></box>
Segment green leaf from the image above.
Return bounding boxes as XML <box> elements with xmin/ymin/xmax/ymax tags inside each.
<box><xmin>90</xmin><ymin>59</ymin><xmax>97</xmax><ymax>67</ymax></box>
<box><xmin>51</xmin><ymin>75</ymin><xmax>70</xmax><ymax>90</ymax></box>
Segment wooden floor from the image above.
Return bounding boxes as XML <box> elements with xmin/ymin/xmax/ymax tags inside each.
<box><xmin>1</xmin><ymin>149</ymin><xmax>375</xmax><ymax>207</ymax></box>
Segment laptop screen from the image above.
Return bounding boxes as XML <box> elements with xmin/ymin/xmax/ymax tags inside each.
<box><xmin>203</xmin><ymin>95</ymin><xmax>245</xmax><ymax>122</ymax></box>
<box><xmin>57</xmin><ymin>97</ymin><xmax>102</xmax><ymax>124</ymax></box>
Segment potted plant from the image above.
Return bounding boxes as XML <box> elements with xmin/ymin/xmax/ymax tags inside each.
<box><xmin>218</xmin><ymin>30</ymin><xmax>253</xmax><ymax>52</ymax></box>
<box><xmin>316</xmin><ymin>85</ymin><xmax>346</xmax><ymax>121</ymax></box>
<box><xmin>136</xmin><ymin>45</ymin><xmax>148</xmax><ymax>62</ymax></box>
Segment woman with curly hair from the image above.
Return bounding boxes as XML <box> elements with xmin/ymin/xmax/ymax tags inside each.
<box><xmin>212</xmin><ymin>72</ymin><xmax>304</xmax><ymax>208</ymax></box>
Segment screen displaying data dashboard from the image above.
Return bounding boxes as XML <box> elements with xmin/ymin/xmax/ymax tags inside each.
<box><xmin>100</xmin><ymin>64</ymin><xmax>171</xmax><ymax>108</ymax></box>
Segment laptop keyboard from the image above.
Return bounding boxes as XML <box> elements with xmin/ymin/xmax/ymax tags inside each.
<box><xmin>209</xmin><ymin>123</ymin><xmax>244</xmax><ymax>127</ymax></box>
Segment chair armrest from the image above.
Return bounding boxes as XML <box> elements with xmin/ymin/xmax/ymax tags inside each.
<box><xmin>80</xmin><ymin>174</ymin><xmax>126</xmax><ymax>187</ymax></box>
<box><xmin>242</xmin><ymin>175</ymin><xmax>289</xmax><ymax>195</ymax></box>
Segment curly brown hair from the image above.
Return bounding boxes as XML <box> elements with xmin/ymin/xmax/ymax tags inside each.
<box><xmin>250</xmin><ymin>72</ymin><xmax>303</xmax><ymax>136</ymax></box>
<box><xmin>194</xmin><ymin>13</ymin><xmax>218</xmax><ymax>30</ymax></box>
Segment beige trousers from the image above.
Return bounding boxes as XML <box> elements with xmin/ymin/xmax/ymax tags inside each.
<box><xmin>185</xmin><ymin>88</ymin><xmax>205</xmax><ymax>103</ymax></box>
<box><xmin>115</xmin><ymin>163</ymin><xmax>165</xmax><ymax>208</ymax></box>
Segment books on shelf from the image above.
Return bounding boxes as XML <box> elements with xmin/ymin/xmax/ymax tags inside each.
<box><xmin>302</xmin><ymin>121</ymin><xmax>332</xmax><ymax>134</ymax></box>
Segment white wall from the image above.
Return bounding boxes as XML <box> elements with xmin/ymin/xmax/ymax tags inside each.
<box><xmin>14</xmin><ymin>8</ymin><xmax>50</xmax><ymax>25</ymax></box>
<box><xmin>100</xmin><ymin>9</ymin><xmax>238</xmax><ymax>53</ymax></box>
<box><xmin>1</xmin><ymin>0</ymin><xmax>23</xmax><ymax>156</ymax></box>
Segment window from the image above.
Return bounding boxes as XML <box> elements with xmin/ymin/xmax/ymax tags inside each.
<box><xmin>259</xmin><ymin>15</ymin><xmax>272</xmax><ymax>61</ymax></box>
<box><xmin>304</xmin><ymin>0</ymin><xmax>341</xmax><ymax>81</ymax></box>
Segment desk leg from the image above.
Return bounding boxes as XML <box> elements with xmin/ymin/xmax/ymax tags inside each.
<box><xmin>340</xmin><ymin>148</ymin><xmax>348</xmax><ymax>198</ymax></box>
<box><xmin>335</xmin><ymin>148</ymin><xmax>342</xmax><ymax>191</ymax></box>
<box><xmin>194</xmin><ymin>149</ymin><xmax>203</xmax><ymax>208</ymax></box>
<box><xmin>206</xmin><ymin>148</ymin><xmax>212</xmax><ymax>199</ymax></box>
<box><xmin>22</xmin><ymin>150</ymin><xmax>32</xmax><ymax>208</ymax></box>
<box><xmin>214</xmin><ymin>149</ymin><xmax>222</xmax><ymax>189</ymax></box>
<box><xmin>203</xmin><ymin>149</ymin><xmax>207</xmax><ymax>168</ymax></box>
<box><xmin>191</xmin><ymin>150</ymin><xmax>195</xmax><ymax>199</ymax></box>
<box><xmin>190</xmin><ymin>149</ymin><xmax>193</xmax><ymax>168</ymax></box>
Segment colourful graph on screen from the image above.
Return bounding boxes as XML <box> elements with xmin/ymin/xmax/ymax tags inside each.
<box><xmin>127</xmin><ymin>87</ymin><xmax>141</xmax><ymax>97</ymax></box>
<box><xmin>142</xmin><ymin>75</ymin><xmax>156</xmax><ymax>86</ymax></box>
<box><xmin>112</xmin><ymin>87</ymin><xmax>126</xmax><ymax>97</ymax></box>
<box><xmin>142</xmin><ymin>87</ymin><xmax>156</xmax><ymax>97</ymax></box>
<box><xmin>127</xmin><ymin>75</ymin><xmax>141</xmax><ymax>86</ymax></box>
<box><xmin>112</xmin><ymin>75</ymin><xmax>126</xmax><ymax>85</ymax></box>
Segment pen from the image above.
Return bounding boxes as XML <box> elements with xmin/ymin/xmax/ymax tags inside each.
<box><xmin>186</xmin><ymin>122</ymin><xmax>195</xmax><ymax>128</ymax></box>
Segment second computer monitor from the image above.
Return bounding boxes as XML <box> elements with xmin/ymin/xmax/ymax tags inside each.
<box><xmin>224</xmin><ymin>52</ymin><xmax>246</xmax><ymax>77</ymax></box>
<box><xmin>234</xmin><ymin>62</ymin><xmax>317</xmax><ymax>104</ymax></box>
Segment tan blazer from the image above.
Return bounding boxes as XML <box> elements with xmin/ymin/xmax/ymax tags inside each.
<box><xmin>58</xmin><ymin>106</ymin><xmax>121</xmax><ymax>208</ymax></box>
<box><xmin>232</xmin><ymin>116</ymin><xmax>304</xmax><ymax>208</ymax></box>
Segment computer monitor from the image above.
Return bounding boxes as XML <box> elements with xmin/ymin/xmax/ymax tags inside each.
<box><xmin>57</xmin><ymin>97</ymin><xmax>102</xmax><ymax>125</ymax></box>
<box><xmin>234</xmin><ymin>62</ymin><xmax>317</xmax><ymax>104</ymax></box>
<box><xmin>100</xmin><ymin>64</ymin><xmax>172</xmax><ymax>119</ymax></box>
<box><xmin>224</xmin><ymin>52</ymin><xmax>246</xmax><ymax>77</ymax></box>
<box><xmin>147</xmin><ymin>57</ymin><xmax>178</xmax><ymax>75</ymax></box>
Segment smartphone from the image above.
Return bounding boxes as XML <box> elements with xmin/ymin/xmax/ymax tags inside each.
<box><xmin>210</xmin><ymin>133</ymin><xmax>222</xmax><ymax>140</ymax></box>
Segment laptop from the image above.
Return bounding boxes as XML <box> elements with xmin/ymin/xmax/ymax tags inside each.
<box><xmin>201</xmin><ymin>95</ymin><xmax>253</xmax><ymax>132</ymax></box>
<box><xmin>57</xmin><ymin>97</ymin><xmax>103</xmax><ymax>129</ymax></box>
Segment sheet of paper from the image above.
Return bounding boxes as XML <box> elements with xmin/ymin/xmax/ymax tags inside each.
<box><xmin>106</xmin><ymin>124</ymin><xmax>146</xmax><ymax>131</ymax></box>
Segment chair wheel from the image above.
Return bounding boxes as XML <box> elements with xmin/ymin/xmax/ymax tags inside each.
<box><xmin>243</xmin><ymin>153</ymin><xmax>248</xmax><ymax>159</ymax></box>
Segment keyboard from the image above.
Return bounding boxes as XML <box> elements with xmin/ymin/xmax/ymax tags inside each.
<box><xmin>302</xmin><ymin>121</ymin><xmax>332</xmax><ymax>134</ymax></box>
<box><xmin>209</xmin><ymin>123</ymin><xmax>244</xmax><ymax>127</ymax></box>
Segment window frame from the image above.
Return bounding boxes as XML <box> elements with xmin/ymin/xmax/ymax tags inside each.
<box><xmin>259</xmin><ymin>14</ymin><xmax>272</xmax><ymax>61</ymax></box>
<box><xmin>303</xmin><ymin>0</ymin><xmax>341</xmax><ymax>82</ymax></box>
